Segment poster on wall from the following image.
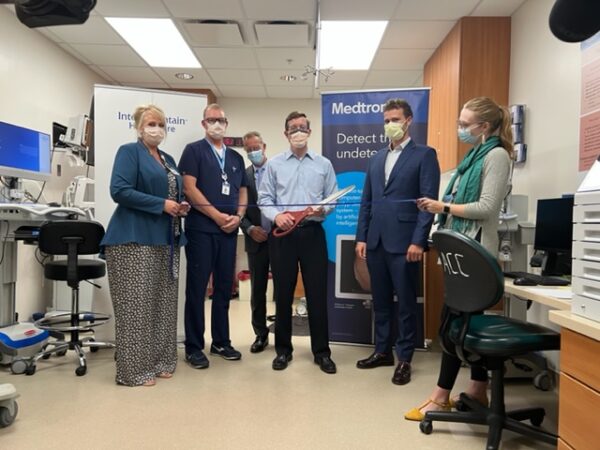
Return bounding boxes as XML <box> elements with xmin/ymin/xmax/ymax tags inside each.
<box><xmin>93</xmin><ymin>85</ymin><xmax>207</xmax><ymax>338</ymax></box>
<box><xmin>321</xmin><ymin>88</ymin><xmax>430</xmax><ymax>344</ymax></box>
<box><xmin>580</xmin><ymin>33</ymin><xmax>600</xmax><ymax>171</ymax></box>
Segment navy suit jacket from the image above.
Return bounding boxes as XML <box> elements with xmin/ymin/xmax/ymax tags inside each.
<box><xmin>240</xmin><ymin>164</ymin><xmax>264</xmax><ymax>254</ymax></box>
<box><xmin>356</xmin><ymin>139</ymin><xmax>440</xmax><ymax>254</ymax></box>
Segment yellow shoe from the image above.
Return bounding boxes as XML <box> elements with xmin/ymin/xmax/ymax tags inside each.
<box><xmin>404</xmin><ymin>398</ymin><xmax>451</xmax><ymax>421</ymax></box>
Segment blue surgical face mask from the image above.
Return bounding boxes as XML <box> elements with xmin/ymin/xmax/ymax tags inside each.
<box><xmin>247</xmin><ymin>149</ymin><xmax>264</xmax><ymax>165</ymax></box>
<box><xmin>457</xmin><ymin>126</ymin><xmax>480</xmax><ymax>145</ymax></box>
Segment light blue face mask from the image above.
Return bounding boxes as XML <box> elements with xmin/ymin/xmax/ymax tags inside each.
<box><xmin>248</xmin><ymin>149</ymin><xmax>264</xmax><ymax>165</ymax></box>
<box><xmin>457</xmin><ymin>127</ymin><xmax>480</xmax><ymax>145</ymax></box>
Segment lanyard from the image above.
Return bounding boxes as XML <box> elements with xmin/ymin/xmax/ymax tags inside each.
<box><xmin>208</xmin><ymin>141</ymin><xmax>227</xmax><ymax>181</ymax></box>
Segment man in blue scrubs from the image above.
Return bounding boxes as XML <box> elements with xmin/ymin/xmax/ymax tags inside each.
<box><xmin>258</xmin><ymin>111</ymin><xmax>338</xmax><ymax>374</ymax></box>
<box><xmin>178</xmin><ymin>103</ymin><xmax>248</xmax><ymax>369</ymax></box>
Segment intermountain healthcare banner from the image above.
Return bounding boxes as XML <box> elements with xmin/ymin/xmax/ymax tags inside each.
<box><xmin>321</xmin><ymin>88</ymin><xmax>430</xmax><ymax>344</ymax></box>
<box><xmin>93</xmin><ymin>85</ymin><xmax>207</xmax><ymax>339</ymax></box>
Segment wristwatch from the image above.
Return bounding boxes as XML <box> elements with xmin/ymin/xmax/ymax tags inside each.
<box><xmin>443</xmin><ymin>204</ymin><xmax>451</xmax><ymax>214</ymax></box>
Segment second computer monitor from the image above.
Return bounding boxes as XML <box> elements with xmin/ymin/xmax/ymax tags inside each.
<box><xmin>534</xmin><ymin>196</ymin><xmax>574</xmax><ymax>276</ymax></box>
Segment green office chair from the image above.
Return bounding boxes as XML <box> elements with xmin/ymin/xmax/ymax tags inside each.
<box><xmin>421</xmin><ymin>230</ymin><xmax>559</xmax><ymax>450</ymax></box>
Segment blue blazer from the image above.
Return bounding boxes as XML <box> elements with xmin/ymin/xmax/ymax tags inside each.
<box><xmin>101</xmin><ymin>141</ymin><xmax>187</xmax><ymax>247</ymax></box>
<box><xmin>356</xmin><ymin>139</ymin><xmax>440</xmax><ymax>254</ymax></box>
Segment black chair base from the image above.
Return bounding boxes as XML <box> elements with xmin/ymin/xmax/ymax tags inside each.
<box><xmin>420</xmin><ymin>368</ymin><xmax>557</xmax><ymax>450</ymax></box>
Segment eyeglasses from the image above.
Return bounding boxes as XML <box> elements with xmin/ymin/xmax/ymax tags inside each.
<box><xmin>205</xmin><ymin>117</ymin><xmax>228</xmax><ymax>125</ymax></box>
<box><xmin>287</xmin><ymin>127</ymin><xmax>309</xmax><ymax>135</ymax></box>
<box><xmin>457</xmin><ymin>120</ymin><xmax>482</xmax><ymax>129</ymax></box>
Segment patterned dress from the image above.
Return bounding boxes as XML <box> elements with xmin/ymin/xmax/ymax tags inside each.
<box><xmin>105</xmin><ymin>168</ymin><xmax>181</xmax><ymax>386</ymax></box>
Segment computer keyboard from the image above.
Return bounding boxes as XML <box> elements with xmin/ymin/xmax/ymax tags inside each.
<box><xmin>503</xmin><ymin>271</ymin><xmax>570</xmax><ymax>286</ymax></box>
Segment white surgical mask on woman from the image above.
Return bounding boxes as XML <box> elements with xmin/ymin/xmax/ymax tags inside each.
<box><xmin>139</xmin><ymin>126</ymin><xmax>165</xmax><ymax>147</ymax></box>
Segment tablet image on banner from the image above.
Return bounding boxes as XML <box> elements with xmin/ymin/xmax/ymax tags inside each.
<box><xmin>335</xmin><ymin>234</ymin><xmax>371</xmax><ymax>300</ymax></box>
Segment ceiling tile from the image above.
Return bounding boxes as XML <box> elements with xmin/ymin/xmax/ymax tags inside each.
<box><xmin>320</xmin><ymin>0</ymin><xmax>400</xmax><ymax>20</ymax></box>
<box><xmin>370</xmin><ymin>49</ymin><xmax>434</xmax><ymax>70</ymax></box>
<box><xmin>261</xmin><ymin>69</ymin><xmax>314</xmax><ymax>86</ymax></box>
<box><xmin>255</xmin><ymin>23</ymin><xmax>311</xmax><ymax>47</ymax></box>
<box><xmin>381</xmin><ymin>20</ymin><xmax>455</xmax><ymax>49</ymax></box>
<box><xmin>94</xmin><ymin>0</ymin><xmax>170</xmax><ymax>17</ymax></box>
<box><xmin>35</xmin><ymin>27</ymin><xmax>63</xmax><ymax>43</ymax></box>
<box><xmin>88</xmin><ymin>65</ymin><xmax>114</xmax><ymax>83</ymax></box>
<box><xmin>364</xmin><ymin>70</ymin><xmax>422</xmax><ymax>87</ymax></box>
<box><xmin>321</xmin><ymin>70</ymin><xmax>368</xmax><ymax>86</ymax></box>
<box><xmin>255</xmin><ymin>48</ymin><xmax>315</xmax><ymax>69</ymax></box>
<box><xmin>394</xmin><ymin>0</ymin><xmax>479</xmax><ymax>20</ymax></box>
<box><xmin>472</xmin><ymin>0</ymin><xmax>527</xmax><ymax>16</ymax></box>
<box><xmin>181</xmin><ymin>21</ymin><xmax>245</xmax><ymax>46</ymax></box>
<box><xmin>266</xmin><ymin>86</ymin><xmax>315</xmax><ymax>99</ymax></box>
<box><xmin>58</xmin><ymin>43</ymin><xmax>93</xmax><ymax>64</ymax></box>
<box><xmin>218</xmin><ymin>85</ymin><xmax>267</xmax><ymax>98</ymax></box>
<box><xmin>240</xmin><ymin>0</ymin><xmax>316</xmax><ymax>20</ymax></box>
<box><xmin>153</xmin><ymin>67</ymin><xmax>213</xmax><ymax>84</ymax></box>
<box><xmin>193</xmin><ymin>48</ymin><xmax>258</xmax><ymax>69</ymax></box>
<box><xmin>125</xmin><ymin>81</ymin><xmax>171</xmax><ymax>89</ymax></box>
<box><xmin>163</xmin><ymin>0</ymin><xmax>245</xmax><ymax>19</ymax></box>
<box><xmin>209</xmin><ymin>69</ymin><xmax>263</xmax><ymax>85</ymax></box>
<box><xmin>98</xmin><ymin>66</ymin><xmax>163</xmax><ymax>83</ymax></box>
<box><xmin>45</xmin><ymin>17</ymin><xmax>125</xmax><ymax>45</ymax></box>
<box><xmin>413</xmin><ymin>74</ymin><xmax>424</xmax><ymax>86</ymax></box>
<box><xmin>69</xmin><ymin>44</ymin><xmax>146</xmax><ymax>67</ymax></box>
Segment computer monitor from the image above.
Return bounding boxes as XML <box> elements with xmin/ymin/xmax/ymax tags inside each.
<box><xmin>534</xmin><ymin>196</ymin><xmax>574</xmax><ymax>276</ymax></box>
<box><xmin>0</xmin><ymin>120</ymin><xmax>52</xmax><ymax>182</ymax></box>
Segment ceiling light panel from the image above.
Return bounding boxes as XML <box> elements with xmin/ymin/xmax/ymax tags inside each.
<box><xmin>319</xmin><ymin>21</ymin><xmax>387</xmax><ymax>70</ymax></box>
<box><xmin>106</xmin><ymin>18</ymin><xmax>201</xmax><ymax>68</ymax></box>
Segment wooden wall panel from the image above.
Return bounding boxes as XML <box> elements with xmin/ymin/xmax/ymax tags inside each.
<box><xmin>424</xmin><ymin>21</ymin><xmax>461</xmax><ymax>172</ymax></box>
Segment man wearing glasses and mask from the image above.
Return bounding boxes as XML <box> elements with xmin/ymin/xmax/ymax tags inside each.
<box><xmin>258</xmin><ymin>111</ymin><xmax>338</xmax><ymax>374</ymax></box>
<box><xmin>178</xmin><ymin>103</ymin><xmax>248</xmax><ymax>369</ymax></box>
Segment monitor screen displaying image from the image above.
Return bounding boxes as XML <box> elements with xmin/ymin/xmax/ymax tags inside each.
<box><xmin>335</xmin><ymin>234</ymin><xmax>372</xmax><ymax>300</ymax></box>
<box><xmin>0</xmin><ymin>120</ymin><xmax>51</xmax><ymax>182</ymax></box>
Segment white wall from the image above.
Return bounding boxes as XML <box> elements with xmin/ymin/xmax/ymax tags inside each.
<box><xmin>509</xmin><ymin>0</ymin><xmax>583</xmax><ymax>371</ymax></box>
<box><xmin>0</xmin><ymin>7</ymin><xmax>105</xmax><ymax>319</ymax></box>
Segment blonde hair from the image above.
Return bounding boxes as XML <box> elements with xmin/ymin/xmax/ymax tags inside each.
<box><xmin>463</xmin><ymin>97</ymin><xmax>513</xmax><ymax>157</ymax></box>
<box><xmin>203</xmin><ymin>103</ymin><xmax>224</xmax><ymax>118</ymax></box>
<box><xmin>133</xmin><ymin>104</ymin><xmax>166</xmax><ymax>132</ymax></box>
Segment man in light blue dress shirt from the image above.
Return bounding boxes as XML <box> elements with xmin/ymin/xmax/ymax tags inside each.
<box><xmin>258</xmin><ymin>111</ymin><xmax>338</xmax><ymax>374</ymax></box>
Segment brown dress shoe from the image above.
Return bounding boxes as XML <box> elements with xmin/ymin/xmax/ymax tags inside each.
<box><xmin>356</xmin><ymin>352</ymin><xmax>395</xmax><ymax>369</ymax></box>
<box><xmin>392</xmin><ymin>361</ymin><xmax>411</xmax><ymax>385</ymax></box>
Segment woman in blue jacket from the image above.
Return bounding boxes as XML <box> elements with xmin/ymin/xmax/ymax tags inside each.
<box><xmin>102</xmin><ymin>105</ymin><xmax>189</xmax><ymax>387</ymax></box>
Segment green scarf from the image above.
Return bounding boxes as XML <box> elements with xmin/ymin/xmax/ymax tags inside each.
<box><xmin>438</xmin><ymin>136</ymin><xmax>500</xmax><ymax>234</ymax></box>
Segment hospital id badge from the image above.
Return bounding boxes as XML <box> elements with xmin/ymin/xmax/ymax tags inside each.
<box><xmin>221</xmin><ymin>181</ymin><xmax>230</xmax><ymax>196</ymax></box>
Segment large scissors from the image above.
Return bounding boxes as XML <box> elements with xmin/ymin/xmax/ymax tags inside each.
<box><xmin>272</xmin><ymin>185</ymin><xmax>355</xmax><ymax>238</ymax></box>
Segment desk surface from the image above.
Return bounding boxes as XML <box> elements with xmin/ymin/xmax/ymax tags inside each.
<box><xmin>550</xmin><ymin>310</ymin><xmax>600</xmax><ymax>341</ymax></box>
<box><xmin>504</xmin><ymin>280</ymin><xmax>571</xmax><ymax>311</ymax></box>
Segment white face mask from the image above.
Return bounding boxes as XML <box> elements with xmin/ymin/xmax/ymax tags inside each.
<box><xmin>289</xmin><ymin>130</ymin><xmax>309</xmax><ymax>149</ymax></box>
<box><xmin>206</xmin><ymin>122</ymin><xmax>226</xmax><ymax>140</ymax></box>
<box><xmin>139</xmin><ymin>126</ymin><xmax>165</xmax><ymax>147</ymax></box>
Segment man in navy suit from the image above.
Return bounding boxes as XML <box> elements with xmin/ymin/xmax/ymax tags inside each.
<box><xmin>355</xmin><ymin>98</ymin><xmax>440</xmax><ymax>385</ymax></box>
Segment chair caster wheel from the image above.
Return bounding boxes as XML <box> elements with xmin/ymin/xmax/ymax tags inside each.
<box><xmin>0</xmin><ymin>402</ymin><xmax>18</xmax><ymax>428</ymax></box>
<box><xmin>10</xmin><ymin>359</ymin><xmax>28</xmax><ymax>375</ymax></box>
<box><xmin>419</xmin><ymin>419</ymin><xmax>433</xmax><ymax>435</ymax></box>
<box><xmin>75</xmin><ymin>366</ymin><xmax>87</xmax><ymax>376</ymax></box>
<box><xmin>530</xmin><ymin>411</ymin><xmax>545</xmax><ymax>427</ymax></box>
<box><xmin>534</xmin><ymin>371</ymin><xmax>552</xmax><ymax>391</ymax></box>
<box><xmin>57</xmin><ymin>350</ymin><xmax>67</xmax><ymax>357</ymax></box>
<box><xmin>25</xmin><ymin>364</ymin><xmax>36</xmax><ymax>376</ymax></box>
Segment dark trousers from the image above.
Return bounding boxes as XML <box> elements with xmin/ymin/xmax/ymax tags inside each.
<box><xmin>247</xmin><ymin>241</ymin><xmax>272</xmax><ymax>339</ymax></box>
<box><xmin>437</xmin><ymin>307</ymin><xmax>488</xmax><ymax>389</ymax></box>
<box><xmin>184</xmin><ymin>229</ymin><xmax>237</xmax><ymax>355</ymax></box>
<box><xmin>367</xmin><ymin>244</ymin><xmax>418</xmax><ymax>362</ymax></box>
<box><xmin>269</xmin><ymin>223</ymin><xmax>330</xmax><ymax>358</ymax></box>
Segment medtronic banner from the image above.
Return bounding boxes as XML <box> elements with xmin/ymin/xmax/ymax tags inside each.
<box><xmin>321</xmin><ymin>88</ymin><xmax>430</xmax><ymax>344</ymax></box>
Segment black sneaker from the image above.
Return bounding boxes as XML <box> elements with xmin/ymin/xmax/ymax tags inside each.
<box><xmin>186</xmin><ymin>352</ymin><xmax>209</xmax><ymax>369</ymax></box>
<box><xmin>210</xmin><ymin>344</ymin><xmax>242</xmax><ymax>360</ymax></box>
